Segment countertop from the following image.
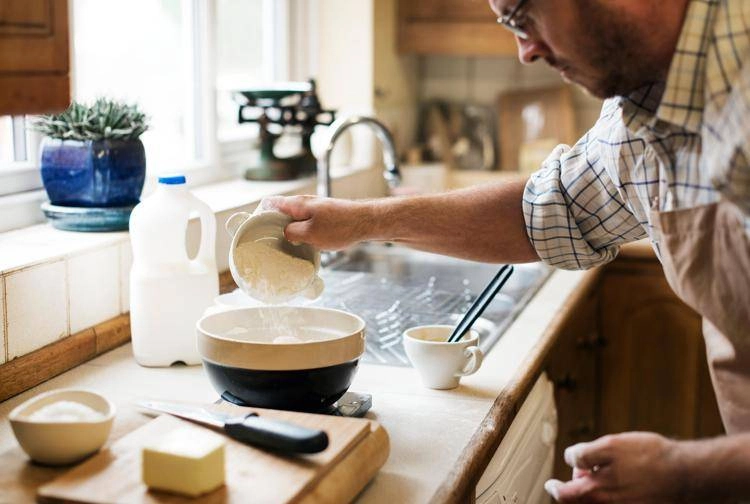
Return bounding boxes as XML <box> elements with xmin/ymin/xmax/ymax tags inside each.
<box><xmin>0</xmin><ymin>267</ymin><xmax>597</xmax><ymax>503</ymax></box>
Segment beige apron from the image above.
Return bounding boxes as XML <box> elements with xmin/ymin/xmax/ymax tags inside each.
<box><xmin>652</xmin><ymin>200</ymin><xmax>750</xmax><ymax>434</ymax></box>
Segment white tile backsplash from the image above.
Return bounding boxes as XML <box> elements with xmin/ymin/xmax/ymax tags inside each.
<box><xmin>422</xmin><ymin>56</ymin><xmax>471</xmax><ymax>101</ymax></box>
<box><xmin>119</xmin><ymin>241</ymin><xmax>132</xmax><ymax>314</ymax></box>
<box><xmin>0</xmin><ymin>225</ymin><xmax>126</xmax><ymax>275</ymax></box>
<box><xmin>6</xmin><ymin>261</ymin><xmax>68</xmax><ymax>359</ymax></box>
<box><xmin>68</xmin><ymin>246</ymin><xmax>120</xmax><ymax>334</ymax></box>
<box><xmin>0</xmin><ymin>275</ymin><xmax>6</xmax><ymax>364</ymax></box>
<box><xmin>420</xmin><ymin>55</ymin><xmax>604</xmax><ymax>138</ymax></box>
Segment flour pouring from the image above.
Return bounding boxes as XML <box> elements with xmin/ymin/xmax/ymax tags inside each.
<box><xmin>225</xmin><ymin>208</ymin><xmax>324</xmax><ymax>305</ymax></box>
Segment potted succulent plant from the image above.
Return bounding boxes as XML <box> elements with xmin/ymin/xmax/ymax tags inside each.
<box><xmin>31</xmin><ymin>98</ymin><xmax>149</xmax><ymax>231</ymax></box>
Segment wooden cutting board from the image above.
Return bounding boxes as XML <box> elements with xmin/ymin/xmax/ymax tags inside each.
<box><xmin>36</xmin><ymin>404</ymin><xmax>390</xmax><ymax>504</ymax></box>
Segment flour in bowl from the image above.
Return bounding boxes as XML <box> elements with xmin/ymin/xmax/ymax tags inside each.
<box><xmin>234</xmin><ymin>241</ymin><xmax>315</xmax><ymax>303</ymax></box>
<box><xmin>220</xmin><ymin>326</ymin><xmax>342</xmax><ymax>344</ymax></box>
<box><xmin>27</xmin><ymin>401</ymin><xmax>104</xmax><ymax>422</ymax></box>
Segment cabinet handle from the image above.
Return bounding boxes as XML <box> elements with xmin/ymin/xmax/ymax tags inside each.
<box><xmin>570</xmin><ymin>422</ymin><xmax>594</xmax><ymax>437</ymax></box>
<box><xmin>576</xmin><ymin>333</ymin><xmax>607</xmax><ymax>349</ymax></box>
<box><xmin>555</xmin><ymin>374</ymin><xmax>577</xmax><ymax>391</ymax></box>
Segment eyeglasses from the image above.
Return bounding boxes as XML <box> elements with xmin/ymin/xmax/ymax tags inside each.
<box><xmin>496</xmin><ymin>0</ymin><xmax>531</xmax><ymax>40</ymax></box>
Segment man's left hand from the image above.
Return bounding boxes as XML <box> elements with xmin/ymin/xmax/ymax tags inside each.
<box><xmin>544</xmin><ymin>432</ymin><xmax>685</xmax><ymax>503</ymax></box>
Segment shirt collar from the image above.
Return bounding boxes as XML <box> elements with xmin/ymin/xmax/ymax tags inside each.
<box><xmin>654</xmin><ymin>0</ymin><xmax>719</xmax><ymax>133</ymax></box>
<box><xmin>618</xmin><ymin>0</ymin><xmax>719</xmax><ymax>135</ymax></box>
<box><xmin>619</xmin><ymin>83</ymin><xmax>665</xmax><ymax>134</ymax></box>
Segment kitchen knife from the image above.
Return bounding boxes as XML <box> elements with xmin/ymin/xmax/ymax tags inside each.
<box><xmin>138</xmin><ymin>400</ymin><xmax>329</xmax><ymax>454</ymax></box>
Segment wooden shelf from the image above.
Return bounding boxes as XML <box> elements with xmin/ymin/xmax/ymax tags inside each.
<box><xmin>398</xmin><ymin>0</ymin><xmax>518</xmax><ymax>56</ymax></box>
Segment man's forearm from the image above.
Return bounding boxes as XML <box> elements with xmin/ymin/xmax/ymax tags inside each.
<box><xmin>367</xmin><ymin>179</ymin><xmax>539</xmax><ymax>263</ymax></box>
<box><xmin>679</xmin><ymin>433</ymin><xmax>750</xmax><ymax>500</ymax></box>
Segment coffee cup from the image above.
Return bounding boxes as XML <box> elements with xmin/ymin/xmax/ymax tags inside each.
<box><xmin>403</xmin><ymin>325</ymin><xmax>484</xmax><ymax>390</ymax></box>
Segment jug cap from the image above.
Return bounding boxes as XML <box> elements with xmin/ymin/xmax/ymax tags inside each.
<box><xmin>158</xmin><ymin>175</ymin><xmax>186</xmax><ymax>185</ymax></box>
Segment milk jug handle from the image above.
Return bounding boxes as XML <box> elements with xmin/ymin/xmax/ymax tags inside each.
<box><xmin>191</xmin><ymin>196</ymin><xmax>216</xmax><ymax>265</ymax></box>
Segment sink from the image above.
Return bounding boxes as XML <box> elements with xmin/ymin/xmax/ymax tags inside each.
<box><xmin>217</xmin><ymin>243</ymin><xmax>551</xmax><ymax>366</ymax></box>
<box><xmin>309</xmin><ymin>244</ymin><xmax>552</xmax><ymax>366</ymax></box>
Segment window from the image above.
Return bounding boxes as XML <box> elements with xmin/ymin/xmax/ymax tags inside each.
<box><xmin>1</xmin><ymin>0</ymin><xmax>302</xmax><ymax>233</ymax></box>
<box><xmin>73</xmin><ymin>0</ymin><xmax>224</xmax><ymax>173</ymax></box>
<box><xmin>0</xmin><ymin>115</ymin><xmax>45</xmax><ymax>232</ymax></box>
<box><xmin>0</xmin><ymin>116</ymin><xmax>42</xmax><ymax>196</ymax></box>
<box><xmin>215</xmin><ymin>0</ymin><xmax>266</xmax><ymax>140</ymax></box>
<box><xmin>72</xmin><ymin>0</ymin><xmax>287</xmax><ymax>174</ymax></box>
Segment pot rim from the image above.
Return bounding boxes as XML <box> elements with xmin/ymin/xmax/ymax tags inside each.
<box><xmin>197</xmin><ymin>306</ymin><xmax>366</xmax><ymax>371</ymax></box>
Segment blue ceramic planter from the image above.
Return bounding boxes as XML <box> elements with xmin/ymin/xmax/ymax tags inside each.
<box><xmin>40</xmin><ymin>138</ymin><xmax>146</xmax><ymax>207</ymax></box>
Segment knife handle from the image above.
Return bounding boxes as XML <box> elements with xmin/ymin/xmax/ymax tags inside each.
<box><xmin>223</xmin><ymin>414</ymin><xmax>329</xmax><ymax>454</ymax></box>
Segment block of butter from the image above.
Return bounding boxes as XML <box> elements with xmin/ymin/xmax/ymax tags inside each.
<box><xmin>142</xmin><ymin>426</ymin><xmax>226</xmax><ymax>497</ymax></box>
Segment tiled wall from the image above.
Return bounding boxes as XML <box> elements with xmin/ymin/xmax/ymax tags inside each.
<box><xmin>419</xmin><ymin>56</ymin><xmax>603</xmax><ymax>139</ymax></box>
<box><xmin>1</xmin><ymin>233</ymin><xmax>131</xmax><ymax>362</ymax></box>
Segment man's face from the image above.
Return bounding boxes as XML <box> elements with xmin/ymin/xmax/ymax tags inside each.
<box><xmin>491</xmin><ymin>0</ymin><xmax>667</xmax><ymax>98</ymax></box>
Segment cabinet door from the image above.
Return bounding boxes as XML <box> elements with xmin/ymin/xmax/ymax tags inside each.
<box><xmin>398</xmin><ymin>0</ymin><xmax>518</xmax><ymax>56</ymax></box>
<box><xmin>545</xmin><ymin>286</ymin><xmax>600</xmax><ymax>480</ymax></box>
<box><xmin>598</xmin><ymin>260</ymin><xmax>724</xmax><ymax>439</ymax></box>
<box><xmin>0</xmin><ymin>0</ymin><xmax>70</xmax><ymax>114</ymax></box>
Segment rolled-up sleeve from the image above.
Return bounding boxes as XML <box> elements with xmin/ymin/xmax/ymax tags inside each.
<box><xmin>523</xmin><ymin>112</ymin><xmax>647</xmax><ymax>270</ymax></box>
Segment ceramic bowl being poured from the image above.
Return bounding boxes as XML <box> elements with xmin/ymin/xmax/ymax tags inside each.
<box><xmin>225</xmin><ymin>210</ymin><xmax>323</xmax><ymax>304</ymax></box>
<box><xmin>197</xmin><ymin>306</ymin><xmax>365</xmax><ymax>412</ymax></box>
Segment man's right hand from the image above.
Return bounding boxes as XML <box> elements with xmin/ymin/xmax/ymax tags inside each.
<box><xmin>262</xmin><ymin>195</ymin><xmax>375</xmax><ymax>251</ymax></box>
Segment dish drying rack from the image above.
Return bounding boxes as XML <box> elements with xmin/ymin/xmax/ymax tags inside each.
<box><xmin>311</xmin><ymin>265</ymin><xmax>550</xmax><ymax>367</ymax></box>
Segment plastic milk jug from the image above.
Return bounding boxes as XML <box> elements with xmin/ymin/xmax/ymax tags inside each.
<box><xmin>129</xmin><ymin>175</ymin><xmax>218</xmax><ymax>366</ymax></box>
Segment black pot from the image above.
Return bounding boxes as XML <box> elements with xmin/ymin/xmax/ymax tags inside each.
<box><xmin>197</xmin><ymin>307</ymin><xmax>366</xmax><ymax>413</ymax></box>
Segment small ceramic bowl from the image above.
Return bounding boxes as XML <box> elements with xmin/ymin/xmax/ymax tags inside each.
<box><xmin>9</xmin><ymin>389</ymin><xmax>116</xmax><ymax>466</ymax></box>
<box><xmin>225</xmin><ymin>210</ymin><xmax>323</xmax><ymax>303</ymax></box>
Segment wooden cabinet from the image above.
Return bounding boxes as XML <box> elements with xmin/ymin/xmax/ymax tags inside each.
<box><xmin>398</xmin><ymin>0</ymin><xmax>518</xmax><ymax>56</ymax></box>
<box><xmin>0</xmin><ymin>0</ymin><xmax>70</xmax><ymax>115</ymax></box>
<box><xmin>546</xmin><ymin>243</ymin><xmax>724</xmax><ymax>479</ymax></box>
<box><xmin>598</xmin><ymin>253</ymin><xmax>725</xmax><ymax>439</ymax></box>
<box><xmin>545</xmin><ymin>283</ymin><xmax>600</xmax><ymax>480</ymax></box>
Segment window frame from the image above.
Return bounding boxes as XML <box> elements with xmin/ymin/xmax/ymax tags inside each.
<box><xmin>0</xmin><ymin>117</ymin><xmax>43</xmax><ymax>196</ymax></box>
<box><xmin>0</xmin><ymin>0</ymin><xmax>302</xmax><ymax>234</ymax></box>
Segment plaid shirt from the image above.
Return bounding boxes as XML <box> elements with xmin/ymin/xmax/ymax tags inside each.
<box><xmin>523</xmin><ymin>0</ymin><xmax>750</xmax><ymax>270</ymax></box>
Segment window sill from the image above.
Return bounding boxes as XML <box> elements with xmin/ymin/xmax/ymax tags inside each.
<box><xmin>0</xmin><ymin>167</ymin><xmax>387</xmax><ymax>364</ymax></box>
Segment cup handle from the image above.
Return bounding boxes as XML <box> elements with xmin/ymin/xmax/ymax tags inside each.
<box><xmin>226</xmin><ymin>212</ymin><xmax>250</xmax><ymax>238</ymax></box>
<box><xmin>455</xmin><ymin>346</ymin><xmax>484</xmax><ymax>377</ymax></box>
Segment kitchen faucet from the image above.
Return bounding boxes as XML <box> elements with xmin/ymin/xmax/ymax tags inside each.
<box><xmin>316</xmin><ymin>115</ymin><xmax>401</xmax><ymax>198</ymax></box>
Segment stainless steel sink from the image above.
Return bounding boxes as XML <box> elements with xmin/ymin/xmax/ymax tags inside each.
<box><xmin>305</xmin><ymin>243</ymin><xmax>551</xmax><ymax>366</ymax></box>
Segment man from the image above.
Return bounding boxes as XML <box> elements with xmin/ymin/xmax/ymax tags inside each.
<box><xmin>267</xmin><ymin>0</ymin><xmax>750</xmax><ymax>501</ymax></box>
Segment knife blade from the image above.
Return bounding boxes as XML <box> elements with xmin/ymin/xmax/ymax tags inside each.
<box><xmin>138</xmin><ymin>400</ymin><xmax>329</xmax><ymax>454</ymax></box>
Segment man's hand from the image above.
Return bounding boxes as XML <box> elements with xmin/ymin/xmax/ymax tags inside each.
<box><xmin>262</xmin><ymin>195</ymin><xmax>375</xmax><ymax>250</ymax></box>
<box><xmin>545</xmin><ymin>432</ymin><xmax>684</xmax><ymax>503</ymax></box>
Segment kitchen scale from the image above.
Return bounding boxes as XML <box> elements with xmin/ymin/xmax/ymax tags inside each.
<box><xmin>234</xmin><ymin>79</ymin><xmax>335</xmax><ymax>181</ymax></box>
